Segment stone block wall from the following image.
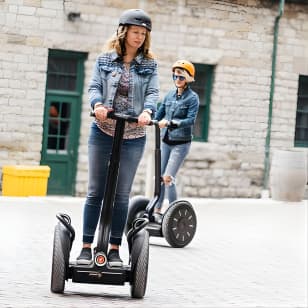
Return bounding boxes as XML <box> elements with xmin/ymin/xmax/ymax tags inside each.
<box><xmin>0</xmin><ymin>0</ymin><xmax>307</xmax><ymax>197</ymax></box>
<box><xmin>131</xmin><ymin>0</ymin><xmax>308</xmax><ymax>198</ymax></box>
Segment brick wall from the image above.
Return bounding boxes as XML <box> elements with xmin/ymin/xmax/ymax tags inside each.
<box><xmin>0</xmin><ymin>0</ymin><xmax>307</xmax><ymax>197</ymax></box>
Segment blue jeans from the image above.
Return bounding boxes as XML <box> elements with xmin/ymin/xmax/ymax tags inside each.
<box><xmin>156</xmin><ymin>141</ymin><xmax>191</xmax><ymax>209</ymax></box>
<box><xmin>82</xmin><ymin>123</ymin><xmax>146</xmax><ymax>245</ymax></box>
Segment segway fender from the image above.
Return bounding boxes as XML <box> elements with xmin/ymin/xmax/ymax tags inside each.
<box><xmin>56</xmin><ymin>213</ymin><xmax>75</xmax><ymax>249</ymax></box>
<box><xmin>126</xmin><ymin>196</ymin><xmax>150</xmax><ymax>233</ymax></box>
<box><xmin>131</xmin><ymin>229</ymin><xmax>148</xmax><ymax>259</ymax></box>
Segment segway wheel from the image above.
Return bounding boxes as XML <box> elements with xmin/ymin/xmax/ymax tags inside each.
<box><xmin>125</xmin><ymin>196</ymin><xmax>149</xmax><ymax>236</ymax></box>
<box><xmin>50</xmin><ymin>223</ymin><xmax>71</xmax><ymax>293</ymax></box>
<box><xmin>130</xmin><ymin>230</ymin><xmax>149</xmax><ymax>299</ymax></box>
<box><xmin>162</xmin><ymin>200</ymin><xmax>197</xmax><ymax>248</ymax></box>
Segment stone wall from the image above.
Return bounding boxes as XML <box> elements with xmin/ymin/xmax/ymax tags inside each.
<box><xmin>0</xmin><ymin>0</ymin><xmax>307</xmax><ymax>197</ymax></box>
<box><xmin>132</xmin><ymin>0</ymin><xmax>308</xmax><ymax>198</ymax></box>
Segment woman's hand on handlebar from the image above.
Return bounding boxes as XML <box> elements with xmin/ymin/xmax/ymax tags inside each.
<box><xmin>138</xmin><ymin>110</ymin><xmax>152</xmax><ymax>126</ymax></box>
<box><xmin>158</xmin><ymin>119</ymin><xmax>169</xmax><ymax>128</ymax></box>
<box><xmin>94</xmin><ymin>104</ymin><xmax>113</xmax><ymax>121</ymax></box>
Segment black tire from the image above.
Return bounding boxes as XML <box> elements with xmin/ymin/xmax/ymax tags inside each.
<box><xmin>50</xmin><ymin>223</ymin><xmax>71</xmax><ymax>293</ymax></box>
<box><xmin>162</xmin><ymin>200</ymin><xmax>197</xmax><ymax>248</ymax></box>
<box><xmin>130</xmin><ymin>230</ymin><xmax>149</xmax><ymax>299</ymax></box>
<box><xmin>125</xmin><ymin>196</ymin><xmax>149</xmax><ymax>236</ymax></box>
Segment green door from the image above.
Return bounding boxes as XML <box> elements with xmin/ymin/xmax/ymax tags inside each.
<box><xmin>41</xmin><ymin>50</ymin><xmax>87</xmax><ymax>195</ymax></box>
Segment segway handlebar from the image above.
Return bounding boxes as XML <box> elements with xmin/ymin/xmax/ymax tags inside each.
<box><xmin>90</xmin><ymin>110</ymin><xmax>158</xmax><ymax>126</ymax></box>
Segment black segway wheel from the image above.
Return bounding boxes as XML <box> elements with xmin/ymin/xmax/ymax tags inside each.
<box><xmin>50</xmin><ymin>222</ymin><xmax>71</xmax><ymax>293</ymax></box>
<box><xmin>162</xmin><ymin>200</ymin><xmax>197</xmax><ymax>248</ymax></box>
<box><xmin>130</xmin><ymin>230</ymin><xmax>149</xmax><ymax>299</ymax></box>
<box><xmin>125</xmin><ymin>196</ymin><xmax>149</xmax><ymax>236</ymax></box>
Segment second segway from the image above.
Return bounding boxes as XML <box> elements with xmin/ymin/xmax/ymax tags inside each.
<box><xmin>125</xmin><ymin>121</ymin><xmax>197</xmax><ymax>248</ymax></box>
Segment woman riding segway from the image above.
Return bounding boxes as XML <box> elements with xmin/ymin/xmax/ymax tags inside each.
<box><xmin>126</xmin><ymin>60</ymin><xmax>199</xmax><ymax>248</ymax></box>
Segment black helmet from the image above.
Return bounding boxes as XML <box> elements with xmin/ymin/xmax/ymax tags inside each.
<box><xmin>119</xmin><ymin>9</ymin><xmax>152</xmax><ymax>32</ymax></box>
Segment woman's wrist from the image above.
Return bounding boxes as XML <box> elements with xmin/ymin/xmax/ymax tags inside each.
<box><xmin>142</xmin><ymin>109</ymin><xmax>152</xmax><ymax>116</ymax></box>
<box><xmin>94</xmin><ymin>102</ymin><xmax>104</xmax><ymax>110</ymax></box>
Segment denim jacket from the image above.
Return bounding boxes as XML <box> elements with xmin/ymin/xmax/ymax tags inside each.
<box><xmin>155</xmin><ymin>87</ymin><xmax>200</xmax><ymax>141</ymax></box>
<box><xmin>88</xmin><ymin>51</ymin><xmax>159</xmax><ymax>115</ymax></box>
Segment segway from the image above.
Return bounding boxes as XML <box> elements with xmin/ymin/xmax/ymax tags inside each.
<box><xmin>50</xmin><ymin>112</ymin><xmax>150</xmax><ymax>298</ymax></box>
<box><xmin>125</xmin><ymin>121</ymin><xmax>197</xmax><ymax>248</ymax></box>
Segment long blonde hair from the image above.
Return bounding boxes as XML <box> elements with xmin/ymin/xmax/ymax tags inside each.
<box><xmin>103</xmin><ymin>25</ymin><xmax>154</xmax><ymax>59</ymax></box>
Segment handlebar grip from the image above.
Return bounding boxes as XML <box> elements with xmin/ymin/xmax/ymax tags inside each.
<box><xmin>168</xmin><ymin>120</ymin><xmax>179</xmax><ymax>129</ymax></box>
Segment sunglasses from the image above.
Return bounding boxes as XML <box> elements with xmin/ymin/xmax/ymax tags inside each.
<box><xmin>172</xmin><ymin>74</ymin><xmax>186</xmax><ymax>81</ymax></box>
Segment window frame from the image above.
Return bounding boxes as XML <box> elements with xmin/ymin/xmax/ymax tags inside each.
<box><xmin>294</xmin><ymin>74</ymin><xmax>308</xmax><ymax>148</ymax></box>
<box><xmin>190</xmin><ymin>63</ymin><xmax>214</xmax><ymax>142</ymax></box>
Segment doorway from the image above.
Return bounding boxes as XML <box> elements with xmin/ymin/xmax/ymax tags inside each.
<box><xmin>41</xmin><ymin>49</ymin><xmax>87</xmax><ymax>195</ymax></box>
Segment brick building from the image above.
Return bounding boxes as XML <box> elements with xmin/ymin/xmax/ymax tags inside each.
<box><xmin>0</xmin><ymin>0</ymin><xmax>307</xmax><ymax>198</ymax></box>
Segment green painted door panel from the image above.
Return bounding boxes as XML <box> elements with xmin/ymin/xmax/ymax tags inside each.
<box><xmin>41</xmin><ymin>50</ymin><xmax>87</xmax><ymax>195</ymax></box>
<box><xmin>41</xmin><ymin>94</ymin><xmax>79</xmax><ymax>195</ymax></box>
<box><xmin>190</xmin><ymin>64</ymin><xmax>214</xmax><ymax>142</ymax></box>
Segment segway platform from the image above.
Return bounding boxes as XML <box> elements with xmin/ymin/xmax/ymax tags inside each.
<box><xmin>69</xmin><ymin>262</ymin><xmax>129</xmax><ymax>285</ymax></box>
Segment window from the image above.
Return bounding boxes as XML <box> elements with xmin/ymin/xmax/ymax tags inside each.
<box><xmin>190</xmin><ymin>64</ymin><xmax>214</xmax><ymax>141</ymax></box>
<box><xmin>47</xmin><ymin>101</ymin><xmax>71</xmax><ymax>152</ymax></box>
<box><xmin>47</xmin><ymin>56</ymin><xmax>78</xmax><ymax>91</ymax></box>
<box><xmin>294</xmin><ymin>75</ymin><xmax>308</xmax><ymax>147</ymax></box>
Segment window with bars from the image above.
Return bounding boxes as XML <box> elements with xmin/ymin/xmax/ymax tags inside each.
<box><xmin>294</xmin><ymin>75</ymin><xmax>308</xmax><ymax>147</ymax></box>
<box><xmin>47</xmin><ymin>101</ymin><xmax>71</xmax><ymax>152</ymax></box>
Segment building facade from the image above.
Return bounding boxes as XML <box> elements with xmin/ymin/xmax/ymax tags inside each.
<box><xmin>0</xmin><ymin>0</ymin><xmax>307</xmax><ymax>198</ymax></box>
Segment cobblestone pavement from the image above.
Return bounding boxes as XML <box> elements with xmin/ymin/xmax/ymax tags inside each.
<box><xmin>0</xmin><ymin>196</ymin><xmax>306</xmax><ymax>308</ymax></box>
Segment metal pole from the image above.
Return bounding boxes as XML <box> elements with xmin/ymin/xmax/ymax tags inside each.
<box><xmin>263</xmin><ymin>0</ymin><xmax>285</xmax><ymax>190</ymax></box>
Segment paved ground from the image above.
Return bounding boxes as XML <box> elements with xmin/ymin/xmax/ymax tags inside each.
<box><xmin>0</xmin><ymin>196</ymin><xmax>306</xmax><ymax>308</ymax></box>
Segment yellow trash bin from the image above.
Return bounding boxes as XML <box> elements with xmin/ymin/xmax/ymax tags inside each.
<box><xmin>2</xmin><ymin>165</ymin><xmax>51</xmax><ymax>197</ymax></box>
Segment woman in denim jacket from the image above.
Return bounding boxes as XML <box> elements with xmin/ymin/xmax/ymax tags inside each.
<box><xmin>153</xmin><ymin>60</ymin><xmax>199</xmax><ymax>222</ymax></box>
<box><xmin>77</xmin><ymin>9</ymin><xmax>159</xmax><ymax>266</ymax></box>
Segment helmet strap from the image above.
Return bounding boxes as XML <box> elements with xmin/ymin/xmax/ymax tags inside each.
<box><xmin>175</xmin><ymin>84</ymin><xmax>187</xmax><ymax>94</ymax></box>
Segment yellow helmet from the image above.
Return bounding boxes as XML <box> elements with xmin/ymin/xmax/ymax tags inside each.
<box><xmin>172</xmin><ymin>60</ymin><xmax>195</xmax><ymax>78</ymax></box>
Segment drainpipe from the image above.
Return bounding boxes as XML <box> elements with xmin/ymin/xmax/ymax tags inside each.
<box><xmin>263</xmin><ymin>0</ymin><xmax>285</xmax><ymax>190</ymax></box>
